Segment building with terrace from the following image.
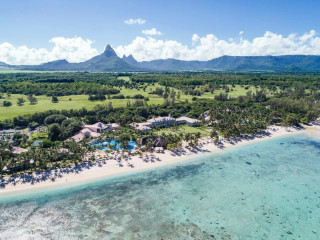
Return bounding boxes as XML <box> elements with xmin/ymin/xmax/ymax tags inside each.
<box><xmin>82</xmin><ymin>122</ymin><xmax>120</xmax><ymax>133</ymax></box>
<box><xmin>176</xmin><ymin>116</ymin><xmax>201</xmax><ymax>126</ymax></box>
<box><xmin>72</xmin><ymin>122</ymin><xmax>121</xmax><ymax>142</ymax></box>
<box><xmin>130</xmin><ymin>115</ymin><xmax>200</xmax><ymax>131</ymax></box>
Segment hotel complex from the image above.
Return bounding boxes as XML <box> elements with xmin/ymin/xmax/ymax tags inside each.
<box><xmin>130</xmin><ymin>115</ymin><xmax>200</xmax><ymax>131</ymax></box>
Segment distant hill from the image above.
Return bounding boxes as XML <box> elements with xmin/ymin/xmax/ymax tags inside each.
<box><xmin>10</xmin><ymin>44</ymin><xmax>320</xmax><ymax>72</ymax></box>
<box><xmin>75</xmin><ymin>45</ymin><xmax>139</xmax><ymax>71</ymax></box>
<box><xmin>137</xmin><ymin>55</ymin><xmax>320</xmax><ymax>71</ymax></box>
<box><xmin>122</xmin><ymin>54</ymin><xmax>139</xmax><ymax>66</ymax></box>
<box><xmin>204</xmin><ymin>55</ymin><xmax>320</xmax><ymax>71</ymax></box>
<box><xmin>23</xmin><ymin>45</ymin><xmax>139</xmax><ymax>72</ymax></box>
<box><xmin>0</xmin><ymin>61</ymin><xmax>8</xmax><ymax>66</ymax></box>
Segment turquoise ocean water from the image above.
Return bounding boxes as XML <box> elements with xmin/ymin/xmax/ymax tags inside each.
<box><xmin>0</xmin><ymin>133</ymin><xmax>320</xmax><ymax>239</ymax></box>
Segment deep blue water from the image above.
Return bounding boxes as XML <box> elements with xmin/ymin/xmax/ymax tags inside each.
<box><xmin>0</xmin><ymin>134</ymin><xmax>320</xmax><ymax>239</ymax></box>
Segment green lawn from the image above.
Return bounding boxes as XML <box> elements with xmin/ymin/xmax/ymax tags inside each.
<box><xmin>0</xmin><ymin>66</ymin><xmax>40</xmax><ymax>73</ymax></box>
<box><xmin>197</xmin><ymin>84</ymin><xmax>275</xmax><ymax>99</ymax></box>
<box><xmin>0</xmin><ymin>93</ymin><xmax>167</xmax><ymax>120</ymax></box>
<box><xmin>0</xmin><ymin>81</ymin><xmax>266</xmax><ymax>120</ymax></box>
<box><xmin>117</xmin><ymin>76</ymin><xmax>131</xmax><ymax>81</ymax></box>
<box><xmin>155</xmin><ymin>125</ymin><xmax>211</xmax><ymax>137</ymax></box>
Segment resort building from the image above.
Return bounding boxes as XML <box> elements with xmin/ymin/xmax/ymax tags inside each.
<box><xmin>129</xmin><ymin>123</ymin><xmax>151</xmax><ymax>132</ymax></box>
<box><xmin>82</xmin><ymin>122</ymin><xmax>120</xmax><ymax>133</ymax></box>
<box><xmin>176</xmin><ymin>116</ymin><xmax>201</xmax><ymax>126</ymax></box>
<box><xmin>137</xmin><ymin>136</ymin><xmax>166</xmax><ymax>150</ymax></box>
<box><xmin>146</xmin><ymin>115</ymin><xmax>176</xmax><ymax>127</ymax></box>
<box><xmin>72</xmin><ymin>122</ymin><xmax>121</xmax><ymax>142</ymax></box>
<box><xmin>12</xmin><ymin>146</ymin><xmax>28</xmax><ymax>154</ymax></box>
<box><xmin>202</xmin><ymin>111</ymin><xmax>211</xmax><ymax>122</ymax></box>
<box><xmin>130</xmin><ymin>115</ymin><xmax>200</xmax><ymax>131</ymax></box>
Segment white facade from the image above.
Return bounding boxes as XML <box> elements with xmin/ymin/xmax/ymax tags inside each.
<box><xmin>130</xmin><ymin>115</ymin><xmax>200</xmax><ymax>131</ymax></box>
<box><xmin>72</xmin><ymin>122</ymin><xmax>121</xmax><ymax>142</ymax></box>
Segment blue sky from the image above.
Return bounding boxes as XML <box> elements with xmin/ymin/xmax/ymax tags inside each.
<box><xmin>1</xmin><ymin>0</ymin><xmax>320</xmax><ymax>64</ymax></box>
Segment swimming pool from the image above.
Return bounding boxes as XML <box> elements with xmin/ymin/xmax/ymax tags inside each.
<box><xmin>93</xmin><ymin>140</ymin><xmax>136</xmax><ymax>151</ymax></box>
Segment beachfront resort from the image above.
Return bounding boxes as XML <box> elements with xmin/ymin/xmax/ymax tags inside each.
<box><xmin>0</xmin><ymin>112</ymin><xmax>207</xmax><ymax>176</ymax></box>
<box><xmin>2</xmin><ymin>1</ymin><xmax>320</xmax><ymax>238</ymax></box>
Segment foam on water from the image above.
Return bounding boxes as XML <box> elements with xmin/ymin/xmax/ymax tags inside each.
<box><xmin>0</xmin><ymin>134</ymin><xmax>320</xmax><ymax>239</ymax></box>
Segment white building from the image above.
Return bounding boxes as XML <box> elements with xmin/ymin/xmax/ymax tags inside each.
<box><xmin>129</xmin><ymin>123</ymin><xmax>151</xmax><ymax>132</ymax></box>
<box><xmin>176</xmin><ymin>116</ymin><xmax>201</xmax><ymax>126</ymax></box>
<box><xmin>130</xmin><ymin>115</ymin><xmax>200</xmax><ymax>131</ymax></box>
<box><xmin>82</xmin><ymin>122</ymin><xmax>120</xmax><ymax>133</ymax></box>
<box><xmin>146</xmin><ymin>115</ymin><xmax>176</xmax><ymax>127</ymax></box>
<box><xmin>72</xmin><ymin>122</ymin><xmax>121</xmax><ymax>142</ymax></box>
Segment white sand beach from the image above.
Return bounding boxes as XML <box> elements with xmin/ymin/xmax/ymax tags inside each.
<box><xmin>1</xmin><ymin>123</ymin><xmax>319</xmax><ymax>195</ymax></box>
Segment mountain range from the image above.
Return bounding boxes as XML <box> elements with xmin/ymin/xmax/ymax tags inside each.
<box><xmin>5</xmin><ymin>44</ymin><xmax>320</xmax><ymax>72</ymax></box>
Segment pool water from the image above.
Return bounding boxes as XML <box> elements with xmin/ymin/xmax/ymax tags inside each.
<box><xmin>93</xmin><ymin>140</ymin><xmax>136</xmax><ymax>151</ymax></box>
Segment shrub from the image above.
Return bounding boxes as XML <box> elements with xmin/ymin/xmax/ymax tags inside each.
<box><xmin>52</xmin><ymin>96</ymin><xmax>59</xmax><ymax>103</ymax></box>
<box><xmin>44</xmin><ymin>114</ymin><xmax>67</xmax><ymax>125</ymax></box>
<box><xmin>3</xmin><ymin>100</ymin><xmax>12</xmax><ymax>107</ymax></box>
<box><xmin>17</xmin><ymin>97</ymin><xmax>26</xmax><ymax>106</ymax></box>
<box><xmin>48</xmin><ymin>123</ymin><xmax>61</xmax><ymax>141</ymax></box>
<box><xmin>133</xmin><ymin>94</ymin><xmax>144</xmax><ymax>99</ymax></box>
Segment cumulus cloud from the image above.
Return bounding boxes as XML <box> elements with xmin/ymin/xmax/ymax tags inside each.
<box><xmin>0</xmin><ymin>37</ymin><xmax>98</xmax><ymax>65</ymax></box>
<box><xmin>124</xmin><ymin>18</ymin><xmax>146</xmax><ymax>25</ymax></box>
<box><xmin>192</xmin><ymin>34</ymin><xmax>200</xmax><ymax>46</ymax></box>
<box><xmin>2</xmin><ymin>30</ymin><xmax>320</xmax><ymax>65</ymax></box>
<box><xmin>142</xmin><ymin>28</ymin><xmax>162</xmax><ymax>36</ymax></box>
<box><xmin>115</xmin><ymin>30</ymin><xmax>320</xmax><ymax>61</ymax></box>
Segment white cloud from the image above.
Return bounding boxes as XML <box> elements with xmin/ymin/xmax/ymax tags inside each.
<box><xmin>0</xmin><ymin>37</ymin><xmax>98</xmax><ymax>65</ymax></box>
<box><xmin>124</xmin><ymin>18</ymin><xmax>146</xmax><ymax>25</ymax></box>
<box><xmin>142</xmin><ymin>28</ymin><xmax>162</xmax><ymax>36</ymax></box>
<box><xmin>192</xmin><ymin>34</ymin><xmax>200</xmax><ymax>46</ymax></box>
<box><xmin>115</xmin><ymin>30</ymin><xmax>320</xmax><ymax>61</ymax></box>
<box><xmin>2</xmin><ymin>30</ymin><xmax>320</xmax><ymax>65</ymax></box>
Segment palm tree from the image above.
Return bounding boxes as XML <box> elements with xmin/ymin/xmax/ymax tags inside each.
<box><xmin>145</xmin><ymin>138</ymin><xmax>154</xmax><ymax>151</ymax></box>
<box><xmin>210</xmin><ymin>130</ymin><xmax>218</xmax><ymax>143</ymax></box>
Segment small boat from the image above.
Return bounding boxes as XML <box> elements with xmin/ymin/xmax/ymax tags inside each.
<box><xmin>246</xmin><ymin>161</ymin><xmax>251</xmax><ymax>165</ymax></box>
<box><xmin>255</xmin><ymin>153</ymin><xmax>260</xmax><ymax>157</ymax></box>
<box><xmin>253</xmin><ymin>171</ymin><xmax>259</xmax><ymax>176</ymax></box>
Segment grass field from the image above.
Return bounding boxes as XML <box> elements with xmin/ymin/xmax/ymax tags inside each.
<box><xmin>117</xmin><ymin>76</ymin><xmax>131</xmax><ymax>81</ymax></box>
<box><xmin>0</xmin><ymin>77</ymin><xmax>264</xmax><ymax>120</ymax></box>
<box><xmin>0</xmin><ymin>94</ymin><xmax>168</xmax><ymax>120</ymax></box>
<box><xmin>155</xmin><ymin>125</ymin><xmax>211</xmax><ymax>137</ymax></box>
<box><xmin>198</xmin><ymin>84</ymin><xmax>275</xmax><ymax>98</ymax></box>
<box><xmin>0</xmin><ymin>66</ymin><xmax>40</xmax><ymax>73</ymax></box>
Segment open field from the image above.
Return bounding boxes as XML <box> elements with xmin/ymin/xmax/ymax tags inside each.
<box><xmin>155</xmin><ymin>124</ymin><xmax>211</xmax><ymax>136</ymax></box>
<box><xmin>0</xmin><ymin>94</ymin><xmax>166</xmax><ymax>120</ymax></box>
<box><xmin>117</xmin><ymin>76</ymin><xmax>131</xmax><ymax>81</ymax></box>
<box><xmin>199</xmin><ymin>84</ymin><xmax>276</xmax><ymax>98</ymax></box>
<box><xmin>0</xmin><ymin>66</ymin><xmax>40</xmax><ymax>73</ymax></box>
<box><xmin>0</xmin><ymin>78</ymin><xmax>263</xmax><ymax>120</ymax></box>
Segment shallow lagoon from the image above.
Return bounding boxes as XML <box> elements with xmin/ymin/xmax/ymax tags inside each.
<box><xmin>0</xmin><ymin>134</ymin><xmax>320</xmax><ymax>239</ymax></box>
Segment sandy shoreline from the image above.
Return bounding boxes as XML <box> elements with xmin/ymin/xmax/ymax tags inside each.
<box><xmin>1</xmin><ymin>123</ymin><xmax>319</xmax><ymax>196</ymax></box>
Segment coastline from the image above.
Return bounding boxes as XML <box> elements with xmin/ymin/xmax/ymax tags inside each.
<box><xmin>1</xmin><ymin>123</ymin><xmax>319</xmax><ymax>196</ymax></box>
